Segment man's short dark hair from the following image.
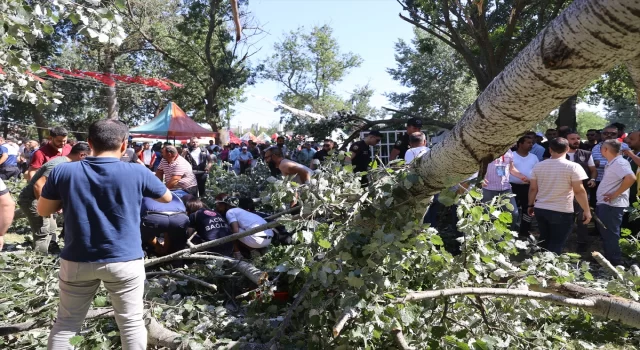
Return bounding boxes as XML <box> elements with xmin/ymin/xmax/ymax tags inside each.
<box><xmin>50</xmin><ymin>126</ymin><xmax>68</xmax><ymax>138</ymax></box>
<box><xmin>549</xmin><ymin>137</ymin><xmax>569</xmax><ymax>154</ymax></box>
<box><xmin>517</xmin><ymin>136</ymin><xmax>532</xmax><ymax>146</ymax></box>
<box><xmin>185</xmin><ymin>197</ymin><xmax>206</xmax><ymax>214</ymax></box>
<box><xmin>323</xmin><ymin>139</ymin><xmax>334</xmax><ymax>144</ymax></box>
<box><xmin>409</xmin><ymin>132</ymin><xmax>426</xmax><ymax>145</ymax></box>
<box><xmin>277</xmin><ymin>136</ymin><xmax>285</xmax><ymax>141</ymax></box>
<box><xmin>87</xmin><ymin>120</ymin><xmax>128</xmax><ymax>153</ymax></box>
<box><xmin>367</xmin><ymin>130</ymin><xmax>382</xmax><ymax>138</ymax></box>
<box><xmin>602</xmin><ymin>139</ymin><xmax>622</xmax><ymax>154</ymax></box>
<box><xmin>238</xmin><ymin>198</ymin><xmax>256</xmax><ymax>211</ymax></box>
<box><xmin>546</xmin><ymin>128</ymin><xmax>556</xmax><ymax>133</ymax></box>
<box><xmin>565</xmin><ymin>130</ymin><xmax>579</xmax><ymax>137</ymax></box>
<box><xmin>587</xmin><ymin>129</ymin><xmax>598</xmax><ymax>133</ymax></box>
<box><xmin>266</xmin><ymin>146</ymin><xmax>283</xmax><ymax>158</ymax></box>
<box><xmin>611</xmin><ymin>122</ymin><xmax>625</xmax><ymax>131</ymax></box>
<box><xmin>70</xmin><ymin>142</ymin><xmax>91</xmax><ymax>155</ymax></box>
<box><xmin>142</xmin><ymin>142</ymin><xmax>149</xmax><ymax>146</ymax></box>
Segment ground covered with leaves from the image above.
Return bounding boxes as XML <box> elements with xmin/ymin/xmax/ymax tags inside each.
<box><xmin>2</xmin><ymin>157</ymin><xmax>640</xmax><ymax>349</ymax></box>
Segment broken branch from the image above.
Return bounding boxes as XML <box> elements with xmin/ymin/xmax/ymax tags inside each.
<box><xmin>591</xmin><ymin>251</ymin><xmax>624</xmax><ymax>281</ymax></box>
<box><xmin>146</xmin><ymin>271</ymin><xmax>217</xmax><ymax>292</ymax></box>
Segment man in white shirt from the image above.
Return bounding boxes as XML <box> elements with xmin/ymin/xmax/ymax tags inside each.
<box><xmin>215</xmin><ymin>194</ymin><xmax>273</xmax><ymax>259</ymax></box>
<box><xmin>141</xmin><ymin>142</ymin><xmax>154</xmax><ymax>168</ymax></box>
<box><xmin>596</xmin><ymin>139</ymin><xmax>636</xmax><ymax>265</ymax></box>
<box><xmin>528</xmin><ymin>138</ymin><xmax>591</xmax><ymax>254</ymax></box>
<box><xmin>404</xmin><ymin>132</ymin><xmax>430</xmax><ymax>164</ymax></box>
<box><xmin>510</xmin><ymin>136</ymin><xmax>538</xmax><ymax>238</ymax></box>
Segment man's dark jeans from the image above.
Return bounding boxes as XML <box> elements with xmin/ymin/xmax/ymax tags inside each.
<box><xmin>534</xmin><ymin>208</ymin><xmax>574</xmax><ymax>254</ymax></box>
<box><xmin>596</xmin><ymin>204</ymin><xmax>625</xmax><ymax>264</ymax></box>
<box><xmin>194</xmin><ymin>172</ymin><xmax>208</xmax><ymax>198</ymax></box>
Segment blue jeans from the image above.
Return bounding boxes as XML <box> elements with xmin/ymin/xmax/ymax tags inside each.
<box><xmin>534</xmin><ymin>208</ymin><xmax>574</xmax><ymax>254</ymax></box>
<box><xmin>482</xmin><ymin>189</ymin><xmax>519</xmax><ymax>229</ymax></box>
<box><xmin>596</xmin><ymin>204</ymin><xmax>625</xmax><ymax>264</ymax></box>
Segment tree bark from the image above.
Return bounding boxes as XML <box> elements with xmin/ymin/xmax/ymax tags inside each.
<box><xmin>556</xmin><ymin>94</ymin><xmax>577</xmax><ymax>129</ymax></box>
<box><xmin>626</xmin><ymin>54</ymin><xmax>640</xmax><ymax>118</ymax></box>
<box><xmin>33</xmin><ymin>109</ymin><xmax>47</xmax><ymax>141</ymax></box>
<box><xmin>103</xmin><ymin>49</ymin><xmax>119</xmax><ymax>120</ymax></box>
<box><xmin>408</xmin><ymin>0</ymin><xmax>640</xmax><ymax>198</ymax></box>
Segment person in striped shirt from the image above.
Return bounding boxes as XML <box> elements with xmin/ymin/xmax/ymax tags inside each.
<box><xmin>155</xmin><ymin>145</ymin><xmax>198</xmax><ymax>197</ymax></box>
<box><xmin>482</xmin><ymin>149</ymin><xmax>528</xmax><ymax>229</ymax></box>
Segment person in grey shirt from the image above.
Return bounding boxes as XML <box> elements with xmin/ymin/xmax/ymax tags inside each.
<box><xmin>18</xmin><ymin>142</ymin><xmax>91</xmax><ymax>254</ymax></box>
<box><xmin>596</xmin><ymin>139</ymin><xmax>636</xmax><ymax>265</ymax></box>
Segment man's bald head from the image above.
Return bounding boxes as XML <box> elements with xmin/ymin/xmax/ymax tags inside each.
<box><xmin>625</xmin><ymin>131</ymin><xmax>640</xmax><ymax>151</ymax></box>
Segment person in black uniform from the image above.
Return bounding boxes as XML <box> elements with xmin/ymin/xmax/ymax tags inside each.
<box><xmin>345</xmin><ymin>131</ymin><xmax>382</xmax><ymax>186</ymax></box>
<box><xmin>389</xmin><ymin>117</ymin><xmax>423</xmax><ymax>162</ymax></box>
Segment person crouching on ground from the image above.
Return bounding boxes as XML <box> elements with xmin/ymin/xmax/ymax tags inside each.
<box><xmin>184</xmin><ymin>197</ymin><xmax>234</xmax><ymax>257</ymax></box>
<box><xmin>214</xmin><ymin>193</ymin><xmax>273</xmax><ymax>259</ymax></box>
<box><xmin>140</xmin><ymin>192</ymin><xmax>190</xmax><ymax>256</ymax></box>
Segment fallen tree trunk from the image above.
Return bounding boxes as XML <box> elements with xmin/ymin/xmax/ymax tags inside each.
<box><xmin>409</xmin><ymin>0</ymin><xmax>640</xmax><ymax>198</ymax></box>
<box><xmin>398</xmin><ymin>282</ymin><xmax>640</xmax><ymax>329</ymax></box>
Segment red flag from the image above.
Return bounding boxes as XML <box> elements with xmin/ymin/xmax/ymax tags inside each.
<box><xmin>44</xmin><ymin>68</ymin><xmax>64</xmax><ymax>79</ymax></box>
<box><xmin>26</xmin><ymin>71</ymin><xmax>45</xmax><ymax>83</ymax></box>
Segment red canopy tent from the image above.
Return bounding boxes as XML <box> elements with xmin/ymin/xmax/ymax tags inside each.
<box><xmin>129</xmin><ymin>102</ymin><xmax>216</xmax><ymax>141</ymax></box>
<box><xmin>228</xmin><ymin>130</ymin><xmax>242</xmax><ymax>144</ymax></box>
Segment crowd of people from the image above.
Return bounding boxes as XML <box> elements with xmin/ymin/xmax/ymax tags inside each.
<box><xmin>0</xmin><ymin>117</ymin><xmax>637</xmax><ymax>348</ymax></box>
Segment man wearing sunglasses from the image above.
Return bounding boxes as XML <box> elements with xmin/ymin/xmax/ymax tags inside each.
<box><xmin>310</xmin><ymin>139</ymin><xmax>334</xmax><ymax>170</ymax></box>
<box><xmin>580</xmin><ymin>129</ymin><xmax>600</xmax><ymax>151</ymax></box>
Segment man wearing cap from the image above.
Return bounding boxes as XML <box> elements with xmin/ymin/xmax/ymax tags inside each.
<box><xmin>345</xmin><ymin>131</ymin><xmax>383</xmax><ymax>186</ymax></box>
<box><xmin>389</xmin><ymin>118</ymin><xmax>422</xmax><ymax>162</ymax></box>
<box><xmin>215</xmin><ymin>193</ymin><xmax>273</xmax><ymax>259</ymax></box>
<box><xmin>237</xmin><ymin>146</ymin><xmax>253</xmax><ymax>174</ymax></box>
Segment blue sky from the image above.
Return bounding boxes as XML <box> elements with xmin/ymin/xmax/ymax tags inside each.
<box><xmin>230</xmin><ymin>0</ymin><xmax>604</xmax><ymax>130</ymax></box>
<box><xmin>231</xmin><ymin>0</ymin><xmax>414</xmax><ymax>129</ymax></box>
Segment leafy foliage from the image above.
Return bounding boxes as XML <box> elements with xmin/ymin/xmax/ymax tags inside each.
<box><xmin>387</xmin><ymin>30</ymin><xmax>478</xmax><ymax>125</ymax></box>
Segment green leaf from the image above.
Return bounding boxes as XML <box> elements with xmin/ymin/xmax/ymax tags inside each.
<box><xmin>471</xmin><ymin>206</ymin><xmax>483</xmax><ymax>221</ymax></box>
<box><xmin>29</xmin><ymin>63</ymin><xmax>41</xmax><ymax>72</ymax></box>
<box><xmin>115</xmin><ymin>0</ymin><xmax>126</xmax><ymax>11</ymax></box>
<box><xmin>94</xmin><ymin>296</ymin><xmax>107</xmax><ymax>307</ymax></box>
<box><xmin>346</xmin><ymin>276</ymin><xmax>364</xmax><ymax>288</ymax></box>
<box><xmin>42</xmin><ymin>24</ymin><xmax>54</xmax><ymax>35</ymax></box>
<box><xmin>68</xmin><ymin>13</ymin><xmax>80</xmax><ymax>25</ymax></box>
<box><xmin>565</xmin><ymin>253</ymin><xmax>581</xmax><ymax>259</ymax></box>
<box><xmin>318</xmin><ymin>239</ymin><xmax>331</xmax><ymax>249</ymax></box>
<box><xmin>430</xmin><ymin>235</ymin><xmax>444</xmax><ymax>246</ymax></box>
<box><xmin>498</xmin><ymin>212</ymin><xmax>512</xmax><ymax>224</ymax></box>
<box><xmin>3</xmin><ymin>36</ymin><xmax>17</xmax><ymax>45</ymax></box>
<box><xmin>69</xmin><ymin>336</ymin><xmax>84</xmax><ymax>346</ymax></box>
<box><xmin>584</xmin><ymin>271</ymin><xmax>594</xmax><ymax>281</ymax></box>
<box><xmin>525</xmin><ymin>276</ymin><xmax>539</xmax><ymax>284</ymax></box>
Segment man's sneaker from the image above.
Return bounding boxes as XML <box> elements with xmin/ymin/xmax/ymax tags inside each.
<box><xmin>48</xmin><ymin>241</ymin><xmax>61</xmax><ymax>255</ymax></box>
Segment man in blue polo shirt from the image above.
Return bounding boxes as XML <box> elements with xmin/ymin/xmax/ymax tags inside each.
<box><xmin>38</xmin><ymin>119</ymin><xmax>172</xmax><ymax>350</ymax></box>
<box><xmin>0</xmin><ymin>137</ymin><xmax>21</xmax><ymax>180</ymax></box>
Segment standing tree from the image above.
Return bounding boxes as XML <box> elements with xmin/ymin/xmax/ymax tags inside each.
<box><xmin>124</xmin><ymin>0</ymin><xmax>257</xmax><ymax>131</ymax></box>
<box><xmin>260</xmin><ymin>25</ymin><xmax>365</xmax><ymax>121</ymax></box>
<box><xmin>387</xmin><ymin>29</ymin><xmax>479</xmax><ymax>125</ymax></box>
<box><xmin>397</xmin><ymin>0</ymin><xmax>583</xmax><ymax>128</ymax></box>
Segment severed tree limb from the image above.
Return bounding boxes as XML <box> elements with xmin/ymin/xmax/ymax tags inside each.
<box><xmin>146</xmin><ymin>271</ymin><xmax>217</xmax><ymax>292</ymax></box>
<box><xmin>399</xmin><ymin>285</ymin><xmax>640</xmax><ymax>329</ymax></box>
<box><xmin>265</xmin><ymin>279</ymin><xmax>313</xmax><ymax>348</ymax></box>
<box><xmin>591</xmin><ymin>251</ymin><xmax>624</xmax><ymax>281</ymax></box>
<box><xmin>145</xmin><ymin>313</ymin><xmax>189</xmax><ymax>349</ymax></box>
<box><xmin>391</xmin><ymin>328</ymin><xmax>415</xmax><ymax>350</ymax></box>
<box><xmin>332</xmin><ymin>308</ymin><xmax>359</xmax><ymax>338</ymax></box>
<box><xmin>164</xmin><ymin>254</ymin><xmax>267</xmax><ymax>285</ymax></box>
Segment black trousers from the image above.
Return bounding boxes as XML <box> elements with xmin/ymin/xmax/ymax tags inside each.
<box><xmin>141</xmin><ymin>213</ymin><xmax>190</xmax><ymax>254</ymax></box>
<box><xmin>194</xmin><ymin>172</ymin><xmax>208</xmax><ymax>198</ymax></box>
<box><xmin>510</xmin><ymin>183</ymin><xmax>531</xmax><ymax>238</ymax></box>
<box><xmin>0</xmin><ymin>166</ymin><xmax>20</xmax><ymax>180</ymax></box>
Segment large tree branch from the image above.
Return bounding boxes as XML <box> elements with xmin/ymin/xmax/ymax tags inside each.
<box><xmin>398</xmin><ymin>285</ymin><xmax>640</xmax><ymax>328</ymax></box>
<box><xmin>495</xmin><ymin>0</ymin><xmax>527</xmax><ymax>69</ymax></box>
<box><xmin>407</xmin><ymin>0</ymin><xmax>640</xmax><ymax>198</ymax></box>
<box><xmin>398</xmin><ymin>13</ymin><xmax>457</xmax><ymax>49</ymax></box>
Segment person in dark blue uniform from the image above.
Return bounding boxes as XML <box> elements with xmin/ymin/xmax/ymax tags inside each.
<box><xmin>140</xmin><ymin>193</ymin><xmax>190</xmax><ymax>256</ymax></box>
<box><xmin>345</xmin><ymin>131</ymin><xmax>382</xmax><ymax>186</ymax></box>
<box><xmin>389</xmin><ymin>117</ymin><xmax>423</xmax><ymax>162</ymax></box>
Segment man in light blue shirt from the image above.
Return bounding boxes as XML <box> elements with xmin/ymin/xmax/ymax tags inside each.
<box><xmin>528</xmin><ymin>132</ymin><xmax>546</xmax><ymax>161</ymax></box>
<box><xmin>297</xmin><ymin>142</ymin><xmax>316</xmax><ymax>167</ymax></box>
